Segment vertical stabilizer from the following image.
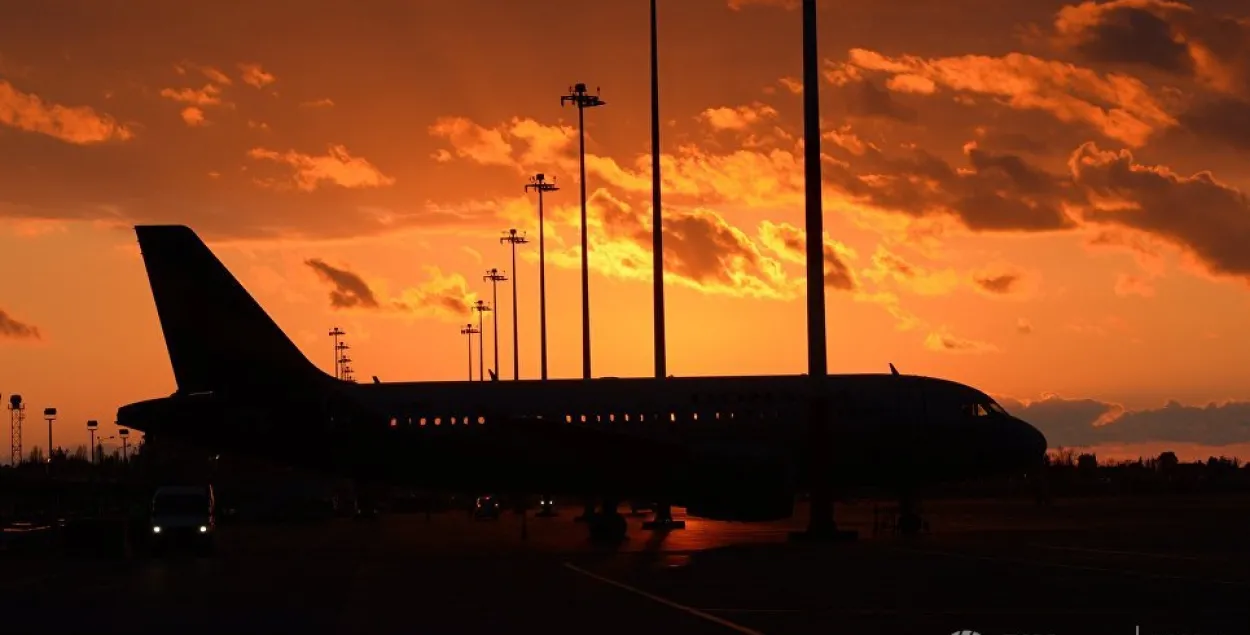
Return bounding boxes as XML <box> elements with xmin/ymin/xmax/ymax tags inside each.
<box><xmin>135</xmin><ymin>225</ymin><xmax>328</xmax><ymax>395</ymax></box>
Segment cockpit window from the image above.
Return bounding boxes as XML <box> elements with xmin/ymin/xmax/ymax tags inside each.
<box><xmin>963</xmin><ymin>402</ymin><xmax>1006</xmax><ymax>417</ymax></box>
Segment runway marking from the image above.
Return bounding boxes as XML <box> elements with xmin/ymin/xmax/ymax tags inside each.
<box><xmin>892</xmin><ymin>546</ymin><xmax>1248</xmax><ymax>587</ymax></box>
<box><xmin>562</xmin><ymin>562</ymin><xmax>766</xmax><ymax>635</ymax></box>
<box><xmin>1028</xmin><ymin>543</ymin><xmax>1205</xmax><ymax>561</ymax></box>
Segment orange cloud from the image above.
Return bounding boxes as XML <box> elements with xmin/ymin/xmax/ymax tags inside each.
<box><xmin>238</xmin><ymin>62</ymin><xmax>276</xmax><ymax>89</ymax></box>
<box><xmin>924</xmin><ymin>328</ymin><xmax>999</xmax><ymax>354</ymax></box>
<box><xmin>757</xmin><ymin>220</ymin><xmax>858</xmax><ymax>291</ymax></box>
<box><xmin>180</xmin><ymin>107</ymin><xmax>207</xmax><ymax>127</ymax></box>
<box><xmin>159</xmin><ymin>84</ymin><xmax>224</xmax><ymax>107</ymax></box>
<box><xmin>699</xmin><ymin>103</ymin><xmax>779</xmax><ymax>131</ymax></box>
<box><xmin>247</xmin><ymin>145</ymin><xmax>395</xmax><ymax>192</ymax></box>
<box><xmin>300</xmin><ymin>98</ymin><xmax>335</xmax><ymax>108</ymax></box>
<box><xmin>174</xmin><ymin>62</ymin><xmax>233</xmax><ymax>86</ymax></box>
<box><xmin>0</xmin><ymin>80</ymin><xmax>132</xmax><ymax>144</ymax></box>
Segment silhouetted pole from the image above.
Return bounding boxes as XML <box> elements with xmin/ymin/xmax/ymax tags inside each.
<box><xmin>483</xmin><ymin>269</ymin><xmax>508</xmax><ymax>378</ymax></box>
<box><xmin>472</xmin><ymin>300</ymin><xmax>491</xmax><ymax>382</ymax></box>
<box><xmin>525</xmin><ymin>174</ymin><xmax>559</xmax><ymax>380</ymax></box>
<box><xmin>87</xmin><ymin>419</ymin><xmax>98</xmax><ymax>465</ymax></box>
<box><xmin>560</xmin><ymin>83</ymin><xmax>606</xmax><ymax>380</ymax></box>
<box><xmin>119</xmin><ymin>428</ymin><xmax>130</xmax><ymax>462</ymax></box>
<box><xmin>460</xmin><ymin>323</ymin><xmax>479</xmax><ymax>380</ymax></box>
<box><xmin>328</xmin><ymin>327</ymin><xmax>345</xmax><ymax>379</ymax></box>
<box><xmin>799</xmin><ymin>0</ymin><xmax>838</xmax><ymax>539</ymax></box>
<box><xmin>650</xmin><ymin>0</ymin><xmax>667</xmax><ymax>380</ymax></box>
<box><xmin>43</xmin><ymin>407</ymin><xmax>55</xmax><ymax>472</ymax></box>
<box><xmin>500</xmin><ymin>229</ymin><xmax>529</xmax><ymax>380</ymax></box>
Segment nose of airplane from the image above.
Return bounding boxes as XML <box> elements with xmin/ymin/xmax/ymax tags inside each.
<box><xmin>1014</xmin><ymin>416</ymin><xmax>1048</xmax><ymax>465</ymax></box>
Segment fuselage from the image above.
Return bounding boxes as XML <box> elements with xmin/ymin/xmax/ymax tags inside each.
<box><xmin>120</xmin><ymin>371</ymin><xmax>1047</xmax><ymax>496</ymax></box>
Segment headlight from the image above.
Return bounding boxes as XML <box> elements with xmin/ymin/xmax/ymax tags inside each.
<box><xmin>199</xmin><ymin>526</ymin><xmax>208</xmax><ymax>533</ymax></box>
<box><xmin>153</xmin><ymin>526</ymin><xmax>161</xmax><ymax>533</ymax></box>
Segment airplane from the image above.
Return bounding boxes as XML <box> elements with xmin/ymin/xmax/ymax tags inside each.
<box><xmin>117</xmin><ymin>225</ymin><xmax>1048</xmax><ymax>539</ymax></box>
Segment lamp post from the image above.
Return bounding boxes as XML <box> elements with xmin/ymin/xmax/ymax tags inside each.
<box><xmin>649</xmin><ymin>0</ymin><xmax>668</xmax><ymax>381</ymax></box>
<box><xmin>525</xmin><ymin>174</ymin><xmax>559</xmax><ymax>380</ymax></box>
<box><xmin>789</xmin><ymin>0</ymin><xmax>850</xmax><ymax>542</ymax></box>
<box><xmin>42</xmin><ymin>407</ymin><xmax>56</xmax><ymax>470</ymax></box>
<box><xmin>472</xmin><ymin>300</ymin><xmax>491</xmax><ymax>382</ymax></box>
<box><xmin>119</xmin><ymin>428</ymin><xmax>130</xmax><ymax>462</ymax></box>
<box><xmin>87</xmin><ymin>420</ymin><xmax>98</xmax><ymax>464</ymax></box>
<box><xmin>483</xmin><ymin>269</ymin><xmax>508</xmax><ymax>378</ymax></box>
<box><xmin>499</xmin><ymin>230</ymin><xmax>529</xmax><ymax>380</ymax></box>
<box><xmin>560</xmin><ymin>83</ymin><xmax>606</xmax><ymax>380</ymax></box>
<box><xmin>460</xmin><ymin>323</ymin><xmax>479</xmax><ymax>381</ymax></box>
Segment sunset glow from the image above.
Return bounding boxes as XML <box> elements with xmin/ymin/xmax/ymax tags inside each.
<box><xmin>2</xmin><ymin>0</ymin><xmax>1249</xmax><ymax>461</ymax></box>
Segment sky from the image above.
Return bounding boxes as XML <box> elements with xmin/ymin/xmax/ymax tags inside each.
<box><xmin>2</xmin><ymin>0</ymin><xmax>1250</xmax><ymax>463</ymax></box>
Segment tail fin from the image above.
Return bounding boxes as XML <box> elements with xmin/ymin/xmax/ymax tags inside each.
<box><xmin>136</xmin><ymin>225</ymin><xmax>328</xmax><ymax>395</ymax></box>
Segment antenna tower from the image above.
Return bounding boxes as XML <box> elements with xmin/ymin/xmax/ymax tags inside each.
<box><xmin>329</xmin><ymin>327</ymin><xmax>346</xmax><ymax>379</ymax></box>
<box><xmin>7</xmin><ymin>395</ymin><xmax>24</xmax><ymax>466</ymax></box>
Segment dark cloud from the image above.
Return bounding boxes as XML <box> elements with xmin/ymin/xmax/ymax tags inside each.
<box><xmin>1000</xmin><ymin>395</ymin><xmax>1250</xmax><ymax>448</ymax></box>
<box><xmin>973</xmin><ymin>272</ymin><xmax>1020</xmax><ymax>294</ymax></box>
<box><xmin>0</xmin><ymin>308</ymin><xmax>41</xmax><ymax>340</ymax></box>
<box><xmin>975</xmin><ymin>130</ymin><xmax>1050</xmax><ymax>156</ymax></box>
<box><xmin>304</xmin><ymin>259</ymin><xmax>380</xmax><ymax>309</ymax></box>
<box><xmin>1178</xmin><ymin>96</ymin><xmax>1250</xmax><ymax>151</ymax></box>
<box><xmin>304</xmin><ymin>258</ymin><xmax>474</xmax><ymax>318</ymax></box>
<box><xmin>1054</xmin><ymin>0</ymin><xmax>1250</xmax><ymax>96</ymax></box>
<box><xmin>845</xmin><ymin>81</ymin><xmax>918</xmax><ymax>122</ymax></box>
<box><xmin>824</xmin><ymin>143</ymin><xmax>1078</xmax><ymax>232</ymax></box>
<box><xmin>1067</xmin><ymin>3</ymin><xmax>1194</xmax><ymax>74</ymax></box>
<box><xmin>1069</xmin><ymin>142</ymin><xmax>1250</xmax><ymax>281</ymax></box>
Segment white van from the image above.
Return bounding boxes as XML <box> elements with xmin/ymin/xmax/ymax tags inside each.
<box><xmin>150</xmin><ymin>485</ymin><xmax>216</xmax><ymax>553</ymax></box>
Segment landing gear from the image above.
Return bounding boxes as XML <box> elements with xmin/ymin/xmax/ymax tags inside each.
<box><xmin>640</xmin><ymin>502</ymin><xmax>685</xmax><ymax>530</ymax></box>
<box><xmin>586</xmin><ymin>499</ymin><xmax>628</xmax><ymax>543</ymax></box>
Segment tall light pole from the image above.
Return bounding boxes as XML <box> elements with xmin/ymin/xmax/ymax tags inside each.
<box><xmin>792</xmin><ymin>0</ymin><xmax>846</xmax><ymax>542</ymax></box>
<box><xmin>43</xmin><ymin>407</ymin><xmax>56</xmax><ymax>470</ymax></box>
<box><xmin>328</xmin><ymin>327</ymin><xmax>346</xmax><ymax>379</ymax></box>
<box><xmin>483</xmin><ymin>268</ymin><xmax>508</xmax><ymax>378</ymax></box>
<box><xmin>460</xmin><ymin>323</ymin><xmax>479</xmax><ymax>381</ymax></box>
<box><xmin>650</xmin><ymin>0</ymin><xmax>668</xmax><ymax>381</ymax></box>
<box><xmin>119</xmin><ymin>428</ymin><xmax>130</xmax><ymax>462</ymax></box>
<box><xmin>500</xmin><ymin>229</ymin><xmax>529</xmax><ymax>380</ymax></box>
<box><xmin>87</xmin><ymin>420</ymin><xmax>98</xmax><ymax>464</ymax></box>
<box><xmin>472</xmin><ymin>300</ymin><xmax>491</xmax><ymax>382</ymax></box>
<box><xmin>525</xmin><ymin>174</ymin><xmax>559</xmax><ymax>380</ymax></box>
<box><xmin>560</xmin><ymin>83</ymin><xmax>606</xmax><ymax>380</ymax></box>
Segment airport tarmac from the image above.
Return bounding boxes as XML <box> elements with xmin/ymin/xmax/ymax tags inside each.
<box><xmin>4</xmin><ymin>496</ymin><xmax>1249</xmax><ymax>635</ymax></box>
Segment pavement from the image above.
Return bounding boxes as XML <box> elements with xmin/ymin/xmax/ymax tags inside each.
<box><xmin>4</xmin><ymin>496</ymin><xmax>1249</xmax><ymax>635</ymax></box>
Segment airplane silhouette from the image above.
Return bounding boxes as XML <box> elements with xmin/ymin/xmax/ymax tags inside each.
<box><xmin>117</xmin><ymin>225</ymin><xmax>1047</xmax><ymax>534</ymax></box>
